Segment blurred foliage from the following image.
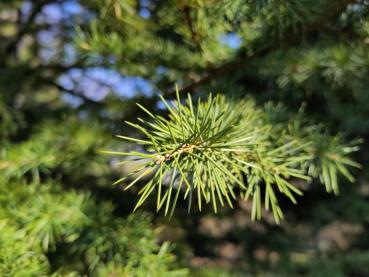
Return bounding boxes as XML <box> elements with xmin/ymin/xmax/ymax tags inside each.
<box><xmin>0</xmin><ymin>178</ymin><xmax>187</xmax><ymax>276</ymax></box>
<box><xmin>0</xmin><ymin>0</ymin><xmax>368</xmax><ymax>276</ymax></box>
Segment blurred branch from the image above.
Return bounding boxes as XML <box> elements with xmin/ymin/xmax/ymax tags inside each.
<box><xmin>42</xmin><ymin>79</ymin><xmax>98</xmax><ymax>103</ymax></box>
<box><xmin>4</xmin><ymin>0</ymin><xmax>55</xmax><ymax>56</ymax></box>
<box><xmin>173</xmin><ymin>0</ymin><xmax>356</xmax><ymax>95</ymax></box>
<box><xmin>36</xmin><ymin>61</ymin><xmax>88</xmax><ymax>73</ymax></box>
<box><xmin>182</xmin><ymin>5</ymin><xmax>200</xmax><ymax>47</ymax></box>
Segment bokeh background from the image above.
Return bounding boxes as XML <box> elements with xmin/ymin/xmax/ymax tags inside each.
<box><xmin>1</xmin><ymin>0</ymin><xmax>369</xmax><ymax>276</ymax></box>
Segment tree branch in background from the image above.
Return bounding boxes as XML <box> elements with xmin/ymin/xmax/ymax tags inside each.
<box><xmin>43</xmin><ymin>79</ymin><xmax>98</xmax><ymax>104</ymax></box>
<box><xmin>173</xmin><ymin>0</ymin><xmax>356</xmax><ymax>95</ymax></box>
<box><xmin>182</xmin><ymin>5</ymin><xmax>200</xmax><ymax>48</ymax></box>
<box><xmin>5</xmin><ymin>0</ymin><xmax>55</xmax><ymax>56</ymax></box>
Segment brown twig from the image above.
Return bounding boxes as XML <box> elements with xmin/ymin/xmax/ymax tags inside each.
<box><xmin>183</xmin><ymin>5</ymin><xmax>200</xmax><ymax>47</ymax></box>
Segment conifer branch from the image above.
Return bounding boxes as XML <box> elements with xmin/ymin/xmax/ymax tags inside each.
<box><xmin>174</xmin><ymin>0</ymin><xmax>356</xmax><ymax>95</ymax></box>
<box><xmin>107</xmin><ymin>90</ymin><xmax>359</xmax><ymax>223</ymax></box>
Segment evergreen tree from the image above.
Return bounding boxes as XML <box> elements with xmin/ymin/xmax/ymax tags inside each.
<box><xmin>1</xmin><ymin>0</ymin><xmax>369</xmax><ymax>276</ymax></box>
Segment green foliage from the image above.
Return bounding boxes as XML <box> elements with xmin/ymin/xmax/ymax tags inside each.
<box><xmin>0</xmin><ymin>222</ymin><xmax>49</xmax><ymax>277</ymax></box>
<box><xmin>0</xmin><ymin>119</ymin><xmax>107</xmax><ymax>182</ymax></box>
<box><xmin>108</xmin><ymin>91</ymin><xmax>359</xmax><ymax>223</ymax></box>
<box><xmin>260</xmin><ymin>42</ymin><xmax>369</xmax><ymax>133</ymax></box>
<box><xmin>1</xmin><ymin>183</ymin><xmax>90</xmax><ymax>251</ymax></box>
<box><xmin>0</xmin><ymin>177</ymin><xmax>187</xmax><ymax>276</ymax></box>
<box><xmin>119</xmin><ymin>242</ymin><xmax>188</xmax><ymax>277</ymax></box>
<box><xmin>1</xmin><ymin>0</ymin><xmax>368</xmax><ymax>276</ymax></box>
